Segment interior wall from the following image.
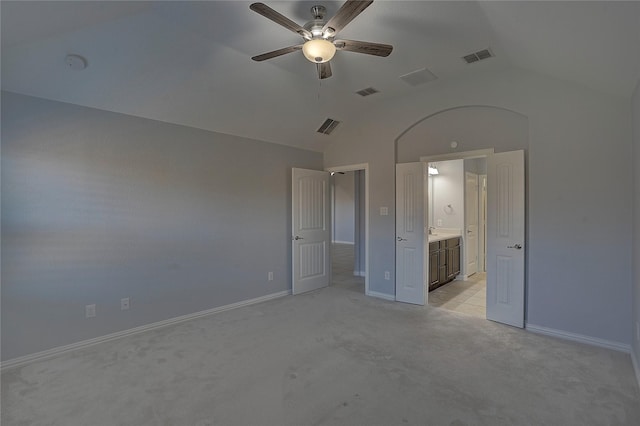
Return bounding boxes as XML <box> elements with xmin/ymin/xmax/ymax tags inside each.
<box><xmin>1</xmin><ymin>92</ymin><xmax>323</xmax><ymax>360</ymax></box>
<box><xmin>464</xmin><ymin>158</ymin><xmax>487</xmax><ymax>175</ymax></box>
<box><xmin>324</xmin><ymin>68</ymin><xmax>633</xmax><ymax>346</ymax></box>
<box><xmin>632</xmin><ymin>79</ymin><xmax>640</xmax><ymax>371</ymax></box>
<box><xmin>431</xmin><ymin>160</ymin><xmax>464</xmax><ymax>231</ymax></box>
<box><xmin>354</xmin><ymin>170</ymin><xmax>366</xmax><ymax>276</ymax></box>
<box><xmin>333</xmin><ymin>172</ymin><xmax>355</xmax><ymax>244</ymax></box>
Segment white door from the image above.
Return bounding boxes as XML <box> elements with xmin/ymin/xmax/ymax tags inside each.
<box><xmin>292</xmin><ymin>168</ymin><xmax>331</xmax><ymax>295</ymax></box>
<box><xmin>479</xmin><ymin>175</ymin><xmax>488</xmax><ymax>272</ymax></box>
<box><xmin>395</xmin><ymin>162</ymin><xmax>427</xmax><ymax>305</ymax></box>
<box><xmin>486</xmin><ymin>150</ymin><xmax>525</xmax><ymax>327</ymax></box>
<box><xmin>465</xmin><ymin>172</ymin><xmax>479</xmax><ymax>276</ymax></box>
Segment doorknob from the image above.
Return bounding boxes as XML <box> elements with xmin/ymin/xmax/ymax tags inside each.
<box><xmin>293</xmin><ymin>236</ymin><xmax>304</xmax><ymax>240</ymax></box>
<box><xmin>507</xmin><ymin>244</ymin><xmax>522</xmax><ymax>249</ymax></box>
<box><xmin>397</xmin><ymin>237</ymin><xmax>407</xmax><ymax>242</ymax></box>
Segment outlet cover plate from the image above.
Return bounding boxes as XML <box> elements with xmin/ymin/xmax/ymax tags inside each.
<box><xmin>85</xmin><ymin>304</ymin><xmax>96</xmax><ymax>318</ymax></box>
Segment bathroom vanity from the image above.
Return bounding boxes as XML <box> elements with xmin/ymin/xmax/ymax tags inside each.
<box><xmin>428</xmin><ymin>235</ymin><xmax>461</xmax><ymax>291</ymax></box>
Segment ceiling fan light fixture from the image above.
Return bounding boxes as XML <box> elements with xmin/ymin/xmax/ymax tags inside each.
<box><xmin>302</xmin><ymin>39</ymin><xmax>336</xmax><ymax>63</ymax></box>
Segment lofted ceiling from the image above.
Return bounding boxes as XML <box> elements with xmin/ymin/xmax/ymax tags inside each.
<box><xmin>2</xmin><ymin>1</ymin><xmax>639</xmax><ymax>152</ymax></box>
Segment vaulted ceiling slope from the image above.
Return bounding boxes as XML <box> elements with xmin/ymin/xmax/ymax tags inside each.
<box><xmin>2</xmin><ymin>1</ymin><xmax>639</xmax><ymax>152</ymax></box>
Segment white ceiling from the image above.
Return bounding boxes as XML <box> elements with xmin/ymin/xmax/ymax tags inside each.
<box><xmin>2</xmin><ymin>1</ymin><xmax>639</xmax><ymax>152</ymax></box>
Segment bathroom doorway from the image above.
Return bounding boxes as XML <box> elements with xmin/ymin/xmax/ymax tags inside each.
<box><xmin>425</xmin><ymin>157</ymin><xmax>488</xmax><ymax>318</ymax></box>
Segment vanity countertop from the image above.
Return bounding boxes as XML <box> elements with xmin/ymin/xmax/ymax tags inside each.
<box><xmin>428</xmin><ymin>233</ymin><xmax>461</xmax><ymax>243</ymax></box>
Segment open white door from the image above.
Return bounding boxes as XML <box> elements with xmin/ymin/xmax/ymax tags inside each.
<box><xmin>292</xmin><ymin>168</ymin><xmax>331</xmax><ymax>295</ymax></box>
<box><xmin>486</xmin><ymin>150</ymin><xmax>525</xmax><ymax>327</ymax></box>
<box><xmin>465</xmin><ymin>172</ymin><xmax>479</xmax><ymax>277</ymax></box>
<box><xmin>395</xmin><ymin>162</ymin><xmax>427</xmax><ymax>305</ymax></box>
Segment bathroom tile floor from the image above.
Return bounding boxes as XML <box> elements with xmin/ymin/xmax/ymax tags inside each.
<box><xmin>332</xmin><ymin>241</ymin><xmax>486</xmax><ymax>320</ymax></box>
<box><xmin>428</xmin><ymin>272</ymin><xmax>486</xmax><ymax>319</ymax></box>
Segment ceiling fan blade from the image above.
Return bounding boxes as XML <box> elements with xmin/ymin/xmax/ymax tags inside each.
<box><xmin>334</xmin><ymin>39</ymin><xmax>393</xmax><ymax>57</ymax></box>
<box><xmin>322</xmin><ymin>0</ymin><xmax>373</xmax><ymax>36</ymax></box>
<box><xmin>250</xmin><ymin>3</ymin><xmax>312</xmax><ymax>39</ymax></box>
<box><xmin>251</xmin><ymin>45</ymin><xmax>303</xmax><ymax>62</ymax></box>
<box><xmin>317</xmin><ymin>62</ymin><xmax>332</xmax><ymax>79</ymax></box>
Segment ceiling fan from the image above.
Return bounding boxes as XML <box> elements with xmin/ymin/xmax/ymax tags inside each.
<box><xmin>250</xmin><ymin>0</ymin><xmax>393</xmax><ymax>79</ymax></box>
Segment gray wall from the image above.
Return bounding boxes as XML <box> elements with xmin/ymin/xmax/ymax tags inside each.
<box><xmin>633</xmin><ymin>79</ymin><xmax>640</xmax><ymax>370</ymax></box>
<box><xmin>1</xmin><ymin>92</ymin><xmax>322</xmax><ymax>360</ymax></box>
<box><xmin>324</xmin><ymin>68</ymin><xmax>633</xmax><ymax>346</ymax></box>
<box><xmin>354</xmin><ymin>170</ymin><xmax>366</xmax><ymax>276</ymax></box>
<box><xmin>464</xmin><ymin>158</ymin><xmax>487</xmax><ymax>175</ymax></box>
<box><xmin>333</xmin><ymin>172</ymin><xmax>355</xmax><ymax>244</ymax></box>
<box><xmin>430</xmin><ymin>159</ymin><xmax>465</xmax><ymax>231</ymax></box>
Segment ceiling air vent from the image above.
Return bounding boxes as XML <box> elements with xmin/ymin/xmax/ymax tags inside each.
<box><xmin>399</xmin><ymin>67</ymin><xmax>438</xmax><ymax>86</ymax></box>
<box><xmin>356</xmin><ymin>87</ymin><xmax>379</xmax><ymax>97</ymax></box>
<box><xmin>462</xmin><ymin>48</ymin><xmax>494</xmax><ymax>64</ymax></box>
<box><xmin>317</xmin><ymin>118</ymin><xmax>341</xmax><ymax>135</ymax></box>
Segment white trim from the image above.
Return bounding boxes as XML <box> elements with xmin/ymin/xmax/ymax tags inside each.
<box><xmin>353</xmin><ymin>270</ymin><xmax>366</xmax><ymax>277</ymax></box>
<box><xmin>632</xmin><ymin>349</ymin><xmax>640</xmax><ymax>390</ymax></box>
<box><xmin>332</xmin><ymin>240</ymin><xmax>355</xmax><ymax>245</ymax></box>
<box><xmin>1</xmin><ymin>291</ymin><xmax>290</xmax><ymax>371</ymax></box>
<box><xmin>366</xmin><ymin>290</ymin><xmax>395</xmax><ymax>302</ymax></box>
<box><xmin>420</xmin><ymin>148</ymin><xmax>494</xmax><ymax>162</ymax></box>
<box><xmin>326</xmin><ymin>163</ymin><xmax>370</xmax><ymax>297</ymax></box>
<box><xmin>327</xmin><ymin>163</ymin><xmax>369</xmax><ymax>173</ymax></box>
<box><xmin>526</xmin><ymin>323</ymin><xmax>631</xmax><ymax>353</ymax></box>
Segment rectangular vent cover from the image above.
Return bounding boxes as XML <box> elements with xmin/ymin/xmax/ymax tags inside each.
<box><xmin>317</xmin><ymin>118</ymin><xmax>341</xmax><ymax>135</ymax></box>
<box><xmin>399</xmin><ymin>67</ymin><xmax>438</xmax><ymax>86</ymax></box>
<box><xmin>463</xmin><ymin>48</ymin><xmax>494</xmax><ymax>64</ymax></box>
<box><xmin>356</xmin><ymin>87</ymin><xmax>379</xmax><ymax>97</ymax></box>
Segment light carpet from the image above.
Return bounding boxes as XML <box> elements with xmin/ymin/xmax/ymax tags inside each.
<box><xmin>2</xmin><ymin>284</ymin><xmax>639</xmax><ymax>425</ymax></box>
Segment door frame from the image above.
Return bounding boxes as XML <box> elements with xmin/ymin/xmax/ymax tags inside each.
<box><xmin>326</xmin><ymin>163</ymin><xmax>370</xmax><ymax>296</ymax></box>
<box><xmin>422</xmin><ymin>150</ymin><xmax>493</xmax><ymax>281</ymax></box>
<box><xmin>420</xmin><ymin>149</ymin><xmax>526</xmax><ymax>326</ymax></box>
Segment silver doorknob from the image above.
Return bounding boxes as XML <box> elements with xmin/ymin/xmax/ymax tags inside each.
<box><xmin>293</xmin><ymin>236</ymin><xmax>304</xmax><ymax>240</ymax></box>
<box><xmin>397</xmin><ymin>237</ymin><xmax>407</xmax><ymax>242</ymax></box>
<box><xmin>507</xmin><ymin>244</ymin><xmax>522</xmax><ymax>249</ymax></box>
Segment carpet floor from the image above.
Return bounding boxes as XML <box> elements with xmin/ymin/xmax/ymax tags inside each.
<box><xmin>2</xmin><ymin>249</ymin><xmax>639</xmax><ymax>425</ymax></box>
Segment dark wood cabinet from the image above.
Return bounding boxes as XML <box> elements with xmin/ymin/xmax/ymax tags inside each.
<box><xmin>428</xmin><ymin>242</ymin><xmax>440</xmax><ymax>288</ymax></box>
<box><xmin>428</xmin><ymin>237</ymin><xmax>461</xmax><ymax>291</ymax></box>
<box><xmin>446</xmin><ymin>237</ymin><xmax>461</xmax><ymax>279</ymax></box>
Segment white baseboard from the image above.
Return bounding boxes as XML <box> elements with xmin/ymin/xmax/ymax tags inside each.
<box><xmin>366</xmin><ymin>290</ymin><xmax>395</xmax><ymax>302</ymax></box>
<box><xmin>632</xmin><ymin>348</ymin><xmax>640</xmax><ymax>390</ymax></box>
<box><xmin>1</xmin><ymin>290</ymin><xmax>290</xmax><ymax>371</ymax></box>
<box><xmin>526</xmin><ymin>323</ymin><xmax>631</xmax><ymax>353</ymax></box>
<box><xmin>332</xmin><ymin>240</ymin><xmax>354</xmax><ymax>245</ymax></box>
<box><xmin>353</xmin><ymin>270</ymin><xmax>365</xmax><ymax>277</ymax></box>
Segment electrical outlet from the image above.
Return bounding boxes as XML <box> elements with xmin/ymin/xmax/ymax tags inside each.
<box><xmin>121</xmin><ymin>297</ymin><xmax>130</xmax><ymax>311</ymax></box>
<box><xmin>85</xmin><ymin>304</ymin><xmax>96</xmax><ymax>318</ymax></box>
<box><xmin>384</xmin><ymin>271</ymin><xmax>390</xmax><ymax>280</ymax></box>
<box><xmin>437</xmin><ymin>219</ymin><xmax>443</xmax><ymax>227</ymax></box>
<box><xmin>268</xmin><ymin>272</ymin><xmax>274</xmax><ymax>281</ymax></box>
<box><xmin>380</xmin><ymin>207</ymin><xmax>388</xmax><ymax>216</ymax></box>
